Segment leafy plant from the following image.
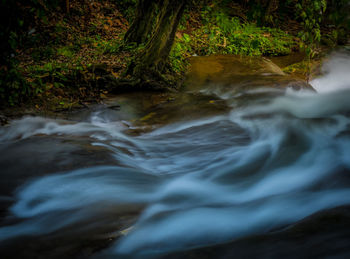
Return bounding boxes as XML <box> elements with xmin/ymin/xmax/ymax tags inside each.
<box><xmin>57</xmin><ymin>45</ymin><xmax>76</xmax><ymax>58</ymax></box>
<box><xmin>181</xmin><ymin>10</ymin><xmax>295</xmax><ymax>57</ymax></box>
<box><xmin>295</xmin><ymin>0</ymin><xmax>327</xmax><ymax>58</ymax></box>
<box><xmin>324</xmin><ymin>0</ymin><xmax>350</xmax><ymax>45</ymax></box>
<box><xmin>0</xmin><ymin>62</ymin><xmax>29</xmax><ymax>106</ymax></box>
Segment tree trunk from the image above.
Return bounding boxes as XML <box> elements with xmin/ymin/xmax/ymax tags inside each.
<box><xmin>133</xmin><ymin>0</ymin><xmax>186</xmax><ymax>76</ymax></box>
<box><xmin>264</xmin><ymin>0</ymin><xmax>279</xmax><ymax>24</ymax></box>
<box><xmin>119</xmin><ymin>0</ymin><xmax>187</xmax><ymax>90</ymax></box>
<box><xmin>65</xmin><ymin>0</ymin><xmax>70</xmax><ymax>14</ymax></box>
<box><xmin>124</xmin><ymin>0</ymin><xmax>159</xmax><ymax>45</ymax></box>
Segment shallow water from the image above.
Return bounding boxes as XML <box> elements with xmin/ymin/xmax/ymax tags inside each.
<box><xmin>0</xmin><ymin>51</ymin><xmax>350</xmax><ymax>258</ymax></box>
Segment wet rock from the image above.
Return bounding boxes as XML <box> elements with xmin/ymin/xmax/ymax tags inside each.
<box><xmin>163</xmin><ymin>206</ymin><xmax>350</xmax><ymax>259</ymax></box>
<box><xmin>0</xmin><ymin>211</ymin><xmax>139</xmax><ymax>259</ymax></box>
<box><xmin>0</xmin><ymin>115</ymin><xmax>8</xmax><ymax>125</ymax></box>
<box><xmin>0</xmin><ymin>136</ymin><xmax>120</xmax><ymax>217</ymax></box>
<box><xmin>107</xmin><ymin>104</ymin><xmax>121</xmax><ymax>110</ymax></box>
<box><xmin>0</xmin><ymin>136</ymin><xmax>140</xmax><ymax>259</ymax></box>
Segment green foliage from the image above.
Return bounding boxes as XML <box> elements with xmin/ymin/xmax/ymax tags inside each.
<box><xmin>170</xmin><ymin>4</ymin><xmax>297</xmax><ymax>74</ymax></box>
<box><xmin>169</xmin><ymin>35</ymin><xmax>192</xmax><ymax>73</ymax></box>
<box><xmin>179</xmin><ymin>11</ymin><xmax>296</xmax><ymax>57</ymax></box>
<box><xmin>324</xmin><ymin>0</ymin><xmax>350</xmax><ymax>45</ymax></box>
<box><xmin>0</xmin><ymin>0</ymin><xmax>65</xmax><ymax>105</ymax></box>
<box><xmin>24</xmin><ymin>61</ymin><xmax>91</xmax><ymax>99</ymax></box>
<box><xmin>31</xmin><ymin>46</ymin><xmax>56</xmax><ymax>62</ymax></box>
<box><xmin>113</xmin><ymin>0</ymin><xmax>137</xmax><ymax>22</ymax></box>
<box><xmin>294</xmin><ymin>0</ymin><xmax>327</xmax><ymax>58</ymax></box>
<box><xmin>246</xmin><ymin>1</ymin><xmax>274</xmax><ymax>26</ymax></box>
<box><xmin>57</xmin><ymin>46</ymin><xmax>76</xmax><ymax>58</ymax></box>
<box><xmin>0</xmin><ymin>62</ymin><xmax>29</xmax><ymax>106</ymax></box>
<box><xmin>95</xmin><ymin>39</ymin><xmax>124</xmax><ymax>54</ymax></box>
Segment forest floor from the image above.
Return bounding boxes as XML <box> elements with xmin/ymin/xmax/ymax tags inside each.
<box><xmin>11</xmin><ymin>1</ymin><xmax>130</xmax><ymax>112</ymax></box>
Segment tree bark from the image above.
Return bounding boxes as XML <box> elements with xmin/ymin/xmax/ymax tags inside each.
<box><xmin>133</xmin><ymin>0</ymin><xmax>186</xmax><ymax>76</ymax></box>
<box><xmin>124</xmin><ymin>0</ymin><xmax>159</xmax><ymax>45</ymax></box>
<box><xmin>120</xmin><ymin>0</ymin><xmax>187</xmax><ymax>90</ymax></box>
<box><xmin>65</xmin><ymin>0</ymin><xmax>70</xmax><ymax>14</ymax></box>
<box><xmin>264</xmin><ymin>0</ymin><xmax>279</xmax><ymax>24</ymax></box>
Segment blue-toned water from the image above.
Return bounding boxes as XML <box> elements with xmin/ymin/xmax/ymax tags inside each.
<box><xmin>0</xmin><ymin>51</ymin><xmax>350</xmax><ymax>258</ymax></box>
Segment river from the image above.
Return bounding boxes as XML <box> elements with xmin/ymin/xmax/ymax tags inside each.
<box><xmin>0</xmin><ymin>50</ymin><xmax>350</xmax><ymax>258</ymax></box>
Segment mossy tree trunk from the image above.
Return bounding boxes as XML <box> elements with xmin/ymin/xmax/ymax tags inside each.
<box><xmin>124</xmin><ymin>0</ymin><xmax>160</xmax><ymax>45</ymax></box>
<box><xmin>131</xmin><ymin>0</ymin><xmax>187</xmax><ymax>81</ymax></box>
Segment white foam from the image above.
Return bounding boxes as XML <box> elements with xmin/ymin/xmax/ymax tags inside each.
<box><xmin>311</xmin><ymin>50</ymin><xmax>350</xmax><ymax>93</ymax></box>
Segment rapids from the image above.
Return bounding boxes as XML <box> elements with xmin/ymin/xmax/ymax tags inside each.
<box><xmin>0</xmin><ymin>50</ymin><xmax>350</xmax><ymax>258</ymax></box>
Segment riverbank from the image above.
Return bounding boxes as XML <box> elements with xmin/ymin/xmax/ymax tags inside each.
<box><xmin>0</xmin><ymin>52</ymin><xmax>321</xmax><ymax>127</ymax></box>
<box><xmin>2</xmin><ymin>0</ymin><xmax>344</xmax><ymax>115</ymax></box>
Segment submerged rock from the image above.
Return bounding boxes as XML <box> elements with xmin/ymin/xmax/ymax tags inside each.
<box><xmin>186</xmin><ymin>54</ymin><xmax>314</xmax><ymax>95</ymax></box>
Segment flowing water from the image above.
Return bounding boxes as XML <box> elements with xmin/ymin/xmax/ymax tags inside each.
<box><xmin>0</xmin><ymin>50</ymin><xmax>350</xmax><ymax>258</ymax></box>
